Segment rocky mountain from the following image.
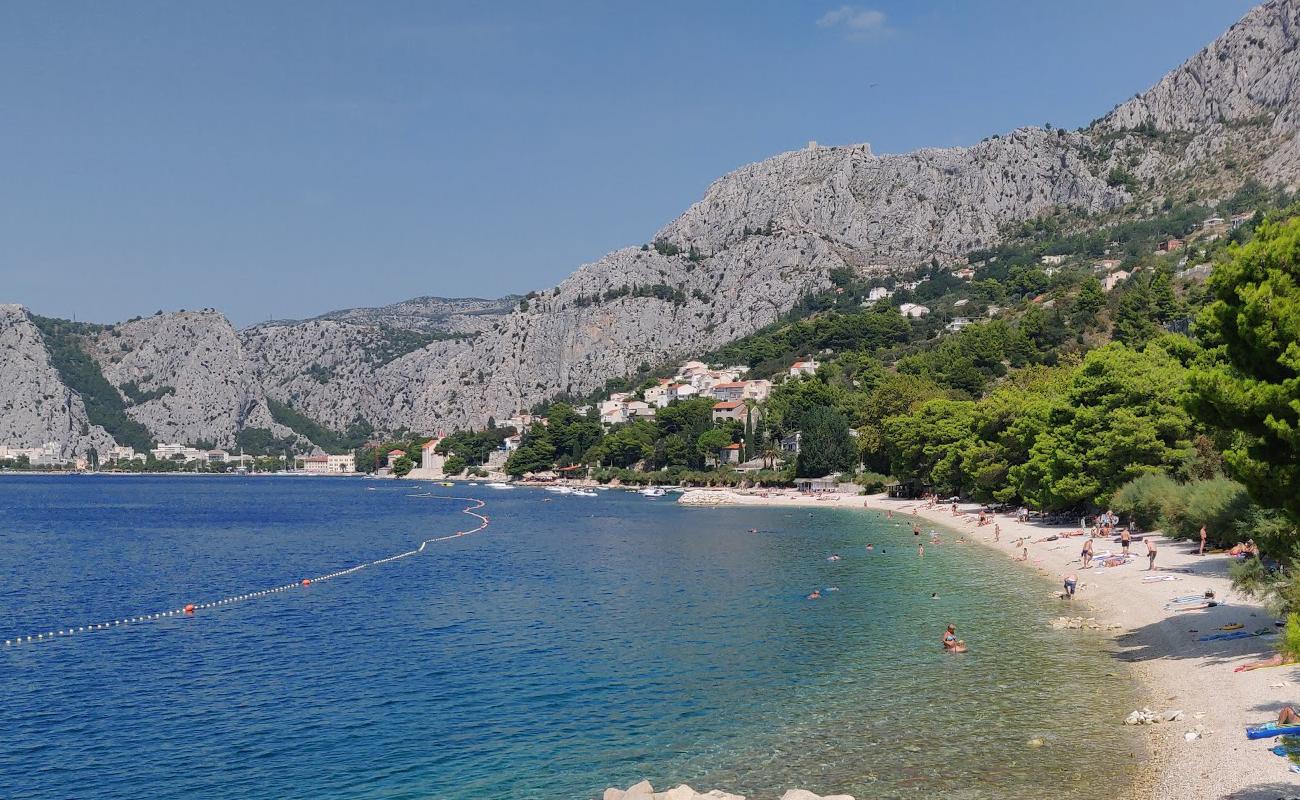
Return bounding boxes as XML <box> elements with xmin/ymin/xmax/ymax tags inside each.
<box><xmin>258</xmin><ymin>294</ymin><xmax>518</xmax><ymax>335</ymax></box>
<box><xmin>4</xmin><ymin>0</ymin><xmax>1299</xmax><ymax>455</ymax></box>
<box><xmin>0</xmin><ymin>305</ymin><xmax>115</xmax><ymax>459</ymax></box>
<box><xmin>78</xmin><ymin>310</ymin><xmax>294</xmax><ymax>449</ymax></box>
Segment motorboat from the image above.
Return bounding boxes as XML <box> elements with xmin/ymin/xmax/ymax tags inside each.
<box><xmin>638</xmin><ymin>487</ymin><xmax>667</xmax><ymax>497</ymax></box>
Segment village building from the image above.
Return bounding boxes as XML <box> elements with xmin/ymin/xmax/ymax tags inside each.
<box><xmin>899</xmin><ymin>303</ymin><xmax>929</xmax><ymax>318</ymax></box>
<box><xmin>788</xmin><ymin>359</ymin><xmax>819</xmax><ymax>377</ymax></box>
<box><xmin>1102</xmin><ymin>270</ymin><xmax>1132</xmax><ymax>292</ymax></box>
<box><xmin>711</xmin><ymin>400</ymin><xmax>756</xmax><ymax>425</ymax></box>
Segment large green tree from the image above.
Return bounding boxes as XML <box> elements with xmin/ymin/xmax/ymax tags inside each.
<box><xmin>1189</xmin><ymin>216</ymin><xmax>1300</xmax><ymax>520</ymax></box>
<box><xmin>795</xmin><ymin>407</ymin><xmax>857</xmax><ymax>477</ymax></box>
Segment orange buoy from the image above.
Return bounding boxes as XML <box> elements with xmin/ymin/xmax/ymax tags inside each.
<box><xmin>184</xmin><ymin>604</ymin><xmax>196</xmax><ymax>615</ymax></box>
<box><xmin>301</xmin><ymin>579</ymin><xmax>311</xmax><ymax>586</ymax></box>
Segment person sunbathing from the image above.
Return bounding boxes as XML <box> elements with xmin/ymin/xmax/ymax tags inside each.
<box><xmin>1279</xmin><ymin>706</ymin><xmax>1300</xmax><ymax>725</ymax></box>
<box><xmin>1234</xmin><ymin>653</ymin><xmax>1296</xmax><ymax>672</ymax></box>
<box><xmin>1228</xmin><ymin>540</ymin><xmax>1260</xmax><ymax>558</ymax></box>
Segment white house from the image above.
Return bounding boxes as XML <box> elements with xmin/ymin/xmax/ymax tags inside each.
<box><xmin>669</xmin><ymin>383</ymin><xmax>698</xmax><ymax>402</ymax></box>
<box><xmin>899</xmin><ymin>303</ymin><xmax>930</xmax><ymax>319</ymax></box>
<box><xmin>327</xmin><ymin>453</ymin><xmax>356</xmax><ymax>473</ymax></box>
<box><xmin>789</xmin><ymin>359</ymin><xmax>819</xmax><ymax>377</ymax></box>
<box><xmin>1093</xmin><ymin>259</ymin><xmax>1123</xmax><ymax>273</ymax></box>
<box><xmin>1040</xmin><ymin>254</ymin><xmax>1068</xmax><ymax>266</ymax></box>
<box><xmin>866</xmin><ymin>286</ymin><xmax>893</xmax><ymax>303</ymax></box>
<box><xmin>945</xmin><ymin>317</ymin><xmax>973</xmax><ymax>333</ymax></box>
<box><xmin>645</xmin><ymin>382</ymin><xmax>673</xmax><ymax>408</ymax></box>
<box><xmin>710</xmin><ymin>382</ymin><xmax>747</xmax><ymax>402</ymax></box>
<box><xmin>952</xmin><ymin>267</ymin><xmax>976</xmax><ymax>280</ymax></box>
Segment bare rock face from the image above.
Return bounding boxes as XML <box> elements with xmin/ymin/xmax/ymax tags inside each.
<box><xmin>260</xmin><ymin>294</ymin><xmax>517</xmax><ymax>335</ymax></box>
<box><xmin>85</xmin><ymin>310</ymin><xmax>292</xmax><ymax>448</ymax></box>
<box><xmin>1099</xmin><ymin>0</ymin><xmax>1300</xmax><ymax>186</ymax></box>
<box><xmin>0</xmin><ymin>304</ymin><xmax>115</xmax><ymax>458</ymax></box>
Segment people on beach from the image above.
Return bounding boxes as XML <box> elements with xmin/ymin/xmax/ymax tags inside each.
<box><xmin>1120</xmin><ymin>527</ymin><xmax>1132</xmax><ymax>556</ymax></box>
<box><xmin>942</xmin><ymin>624</ymin><xmax>966</xmax><ymax>652</ymax></box>
<box><xmin>1016</xmin><ymin>546</ymin><xmax>1028</xmax><ymax>562</ymax></box>
<box><xmin>1279</xmin><ymin>706</ymin><xmax>1300</xmax><ymax>725</ymax></box>
<box><xmin>887</xmin><ymin>509</ymin><xmax>894</xmax><ymax>519</ymax></box>
<box><xmin>1228</xmin><ymin>540</ymin><xmax>1259</xmax><ymax>558</ymax></box>
<box><xmin>1234</xmin><ymin>653</ymin><xmax>1296</xmax><ymax>672</ymax></box>
<box><xmin>1081</xmin><ymin>537</ymin><xmax>1094</xmax><ymax>569</ymax></box>
<box><xmin>1145</xmin><ymin>537</ymin><xmax>1157</xmax><ymax>571</ymax></box>
<box><xmin>951</xmin><ymin>502</ymin><xmax>959</xmax><ymax>516</ymax></box>
<box><xmin>1017</xmin><ymin>506</ymin><xmax>1028</xmax><ymax>523</ymax></box>
<box><xmin>1063</xmin><ymin>573</ymin><xmax>1077</xmax><ymax>599</ymax></box>
<box><xmin>1199</xmin><ymin>524</ymin><xmax>1208</xmax><ymax>556</ymax></box>
<box><xmin>994</xmin><ymin>523</ymin><xmax>1000</xmax><ymax>543</ymax></box>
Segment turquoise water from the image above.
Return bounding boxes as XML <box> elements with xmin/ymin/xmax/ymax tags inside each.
<box><xmin>0</xmin><ymin>476</ymin><xmax>1140</xmax><ymax>799</ymax></box>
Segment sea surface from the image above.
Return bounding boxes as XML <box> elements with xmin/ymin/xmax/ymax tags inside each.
<box><xmin>0</xmin><ymin>476</ymin><xmax>1141</xmax><ymax>799</ymax></box>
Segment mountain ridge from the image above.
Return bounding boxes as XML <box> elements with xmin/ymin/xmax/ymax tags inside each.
<box><xmin>4</xmin><ymin>0</ymin><xmax>1299</xmax><ymax>455</ymax></box>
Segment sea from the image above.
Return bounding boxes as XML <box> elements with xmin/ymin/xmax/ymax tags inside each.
<box><xmin>0</xmin><ymin>475</ymin><xmax>1141</xmax><ymax>799</ymax></box>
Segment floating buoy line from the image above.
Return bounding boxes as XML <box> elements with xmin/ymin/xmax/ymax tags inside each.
<box><xmin>4</xmin><ymin>493</ymin><xmax>489</xmax><ymax>648</ymax></box>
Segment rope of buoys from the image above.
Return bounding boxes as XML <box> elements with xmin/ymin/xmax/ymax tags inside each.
<box><xmin>4</xmin><ymin>493</ymin><xmax>490</xmax><ymax>648</ymax></box>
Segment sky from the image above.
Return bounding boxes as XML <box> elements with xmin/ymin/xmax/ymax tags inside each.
<box><xmin>0</xmin><ymin>0</ymin><xmax>1257</xmax><ymax>327</ymax></box>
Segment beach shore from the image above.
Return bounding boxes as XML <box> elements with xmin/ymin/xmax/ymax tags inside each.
<box><xmin>677</xmin><ymin>488</ymin><xmax>1295</xmax><ymax>800</ymax></box>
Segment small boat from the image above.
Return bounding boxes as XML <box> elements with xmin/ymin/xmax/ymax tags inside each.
<box><xmin>638</xmin><ymin>487</ymin><xmax>667</xmax><ymax>497</ymax></box>
<box><xmin>572</xmin><ymin>489</ymin><xmax>598</xmax><ymax>497</ymax></box>
<box><xmin>487</xmin><ymin>482</ymin><xmax>513</xmax><ymax>489</ymax></box>
<box><xmin>439</xmin><ymin>482</ymin><xmax>454</xmax><ymax>487</ymax></box>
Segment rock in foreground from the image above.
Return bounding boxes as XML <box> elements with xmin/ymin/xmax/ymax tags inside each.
<box><xmin>600</xmin><ymin>780</ymin><xmax>853</xmax><ymax>800</ymax></box>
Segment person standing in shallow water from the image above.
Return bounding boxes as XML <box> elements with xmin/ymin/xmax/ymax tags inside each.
<box><xmin>918</xmin><ymin>543</ymin><xmax>924</xmax><ymax>557</ymax></box>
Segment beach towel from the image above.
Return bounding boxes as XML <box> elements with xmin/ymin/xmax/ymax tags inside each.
<box><xmin>1247</xmin><ymin>721</ymin><xmax>1300</xmax><ymax>740</ymax></box>
<box><xmin>1197</xmin><ymin>628</ymin><xmax>1270</xmax><ymax>642</ymax></box>
<box><xmin>1141</xmin><ymin>574</ymin><xmax>1179</xmax><ymax>582</ymax></box>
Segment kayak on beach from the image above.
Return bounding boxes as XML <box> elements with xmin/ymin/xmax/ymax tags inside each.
<box><xmin>1247</xmin><ymin>722</ymin><xmax>1300</xmax><ymax>740</ymax></box>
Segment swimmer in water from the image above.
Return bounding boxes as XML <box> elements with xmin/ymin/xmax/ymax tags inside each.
<box><xmin>748</xmin><ymin>528</ymin><xmax>758</xmax><ymax>534</ymax></box>
<box><xmin>942</xmin><ymin>624</ymin><xmax>965</xmax><ymax>651</ymax></box>
<box><xmin>866</xmin><ymin>543</ymin><xmax>874</xmax><ymax>551</ymax></box>
<box><xmin>931</xmin><ymin>592</ymin><xmax>939</xmax><ymax>600</ymax></box>
<box><xmin>918</xmin><ymin>543</ymin><xmax>925</xmax><ymax>557</ymax></box>
<box><xmin>828</xmin><ymin>554</ymin><xmax>842</xmax><ymax>561</ymax></box>
<box><xmin>807</xmin><ymin>589</ymin><xmax>822</xmax><ymax>600</ymax></box>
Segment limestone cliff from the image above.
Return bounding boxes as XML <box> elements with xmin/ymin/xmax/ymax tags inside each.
<box><xmin>83</xmin><ymin>310</ymin><xmax>294</xmax><ymax>449</ymax></box>
<box><xmin>0</xmin><ymin>305</ymin><xmax>115</xmax><ymax>458</ymax></box>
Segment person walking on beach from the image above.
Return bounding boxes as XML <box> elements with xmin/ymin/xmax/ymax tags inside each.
<box><xmin>1120</xmin><ymin>527</ymin><xmax>1132</xmax><ymax>556</ymax></box>
<box><xmin>1145</xmin><ymin>537</ymin><xmax>1157</xmax><ymax>571</ymax></box>
<box><xmin>1199</xmin><ymin>524</ymin><xmax>1208</xmax><ymax>556</ymax></box>
<box><xmin>994</xmin><ymin>523</ymin><xmax>1001</xmax><ymax>543</ymax></box>
<box><xmin>1081</xmin><ymin>537</ymin><xmax>1094</xmax><ymax>569</ymax></box>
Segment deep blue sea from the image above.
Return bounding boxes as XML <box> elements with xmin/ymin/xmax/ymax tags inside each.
<box><xmin>0</xmin><ymin>476</ymin><xmax>1139</xmax><ymax>799</ymax></box>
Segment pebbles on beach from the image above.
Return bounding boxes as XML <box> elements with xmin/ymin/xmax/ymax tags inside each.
<box><xmin>600</xmin><ymin>781</ymin><xmax>854</xmax><ymax>800</ymax></box>
<box><xmin>1049</xmin><ymin>616</ymin><xmax>1122</xmax><ymax>631</ymax></box>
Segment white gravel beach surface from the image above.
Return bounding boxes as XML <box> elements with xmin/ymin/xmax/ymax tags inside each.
<box><xmin>676</xmin><ymin>488</ymin><xmax>1299</xmax><ymax>800</ymax></box>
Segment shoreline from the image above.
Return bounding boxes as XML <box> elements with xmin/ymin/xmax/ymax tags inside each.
<box><xmin>677</xmin><ymin>488</ymin><xmax>1291</xmax><ymax>800</ymax></box>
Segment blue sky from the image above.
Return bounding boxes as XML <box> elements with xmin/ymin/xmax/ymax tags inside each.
<box><xmin>0</xmin><ymin>1</ymin><xmax>1255</xmax><ymax>326</ymax></box>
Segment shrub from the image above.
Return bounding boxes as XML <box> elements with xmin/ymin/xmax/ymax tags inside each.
<box><xmin>856</xmin><ymin>471</ymin><xmax>890</xmax><ymax>493</ymax></box>
<box><xmin>443</xmin><ymin>455</ymin><xmax>466</xmax><ymax>476</ymax></box>
<box><xmin>1110</xmin><ymin>473</ymin><xmax>1180</xmax><ymax>530</ymax></box>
